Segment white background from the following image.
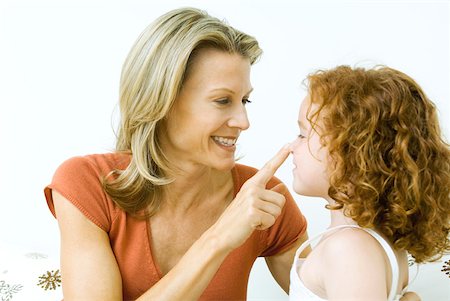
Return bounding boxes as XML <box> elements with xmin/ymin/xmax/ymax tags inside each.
<box><xmin>0</xmin><ymin>0</ymin><xmax>449</xmax><ymax>300</ymax></box>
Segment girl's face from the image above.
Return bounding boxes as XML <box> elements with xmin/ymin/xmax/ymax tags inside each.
<box><xmin>161</xmin><ymin>48</ymin><xmax>253</xmax><ymax>172</ymax></box>
<box><xmin>290</xmin><ymin>97</ymin><xmax>330</xmax><ymax>198</ymax></box>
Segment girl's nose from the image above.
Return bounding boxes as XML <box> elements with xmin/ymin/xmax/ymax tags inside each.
<box><xmin>289</xmin><ymin>138</ymin><xmax>298</xmax><ymax>153</ymax></box>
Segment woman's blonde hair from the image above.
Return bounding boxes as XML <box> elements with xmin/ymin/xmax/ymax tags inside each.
<box><xmin>102</xmin><ymin>7</ymin><xmax>262</xmax><ymax>217</ymax></box>
<box><xmin>306</xmin><ymin>65</ymin><xmax>450</xmax><ymax>263</ymax></box>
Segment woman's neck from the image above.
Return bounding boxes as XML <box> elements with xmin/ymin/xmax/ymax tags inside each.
<box><xmin>162</xmin><ymin>164</ymin><xmax>232</xmax><ymax>214</ymax></box>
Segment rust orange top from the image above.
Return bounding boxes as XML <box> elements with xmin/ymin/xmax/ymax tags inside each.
<box><xmin>44</xmin><ymin>153</ymin><xmax>307</xmax><ymax>300</ymax></box>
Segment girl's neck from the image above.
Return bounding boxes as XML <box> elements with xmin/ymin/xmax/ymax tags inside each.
<box><xmin>325</xmin><ymin>196</ymin><xmax>358</xmax><ymax>228</ymax></box>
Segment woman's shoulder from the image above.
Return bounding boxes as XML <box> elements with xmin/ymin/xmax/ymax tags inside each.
<box><xmin>57</xmin><ymin>152</ymin><xmax>131</xmax><ymax>175</ymax></box>
<box><xmin>47</xmin><ymin>152</ymin><xmax>130</xmax><ymax>232</ymax></box>
<box><xmin>233</xmin><ymin>163</ymin><xmax>258</xmax><ymax>175</ymax></box>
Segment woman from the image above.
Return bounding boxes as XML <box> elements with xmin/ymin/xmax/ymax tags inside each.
<box><xmin>44</xmin><ymin>7</ymin><xmax>308</xmax><ymax>300</ymax></box>
<box><xmin>288</xmin><ymin>66</ymin><xmax>449</xmax><ymax>300</ymax></box>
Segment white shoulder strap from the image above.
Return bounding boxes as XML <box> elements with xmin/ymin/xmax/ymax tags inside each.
<box><xmin>362</xmin><ymin>228</ymin><xmax>400</xmax><ymax>301</ymax></box>
<box><xmin>293</xmin><ymin>225</ymin><xmax>400</xmax><ymax>301</ymax></box>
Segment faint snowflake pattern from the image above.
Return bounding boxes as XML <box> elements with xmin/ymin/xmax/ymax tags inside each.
<box><xmin>37</xmin><ymin>270</ymin><xmax>61</xmax><ymax>291</ymax></box>
<box><xmin>441</xmin><ymin>260</ymin><xmax>450</xmax><ymax>279</ymax></box>
<box><xmin>0</xmin><ymin>280</ymin><xmax>23</xmax><ymax>301</ymax></box>
<box><xmin>25</xmin><ymin>252</ymin><xmax>48</xmax><ymax>260</ymax></box>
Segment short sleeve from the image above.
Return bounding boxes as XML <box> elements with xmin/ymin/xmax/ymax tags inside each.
<box><xmin>44</xmin><ymin>156</ymin><xmax>116</xmax><ymax>232</ymax></box>
<box><xmin>260</xmin><ymin>178</ymin><xmax>307</xmax><ymax>257</ymax></box>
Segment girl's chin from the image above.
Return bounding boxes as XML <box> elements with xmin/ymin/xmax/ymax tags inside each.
<box><xmin>293</xmin><ymin>184</ymin><xmax>318</xmax><ymax>197</ymax></box>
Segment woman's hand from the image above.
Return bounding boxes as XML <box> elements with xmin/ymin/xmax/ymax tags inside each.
<box><xmin>212</xmin><ymin>145</ymin><xmax>291</xmax><ymax>251</ymax></box>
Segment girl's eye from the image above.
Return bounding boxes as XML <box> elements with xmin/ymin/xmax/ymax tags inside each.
<box><xmin>242</xmin><ymin>98</ymin><xmax>252</xmax><ymax>105</ymax></box>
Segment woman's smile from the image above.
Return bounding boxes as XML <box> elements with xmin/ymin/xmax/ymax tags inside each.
<box><xmin>212</xmin><ymin>136</ymin><xmax>237</xmax><ymax>151</ymax></box>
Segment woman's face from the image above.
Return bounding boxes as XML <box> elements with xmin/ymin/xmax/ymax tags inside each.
<box><xmin>162</xmin><ymin>48</ymin><xmax>252</xmax><ymax>172</ymax></box>
<box><xmin>290</xmin><ymin>97</ymin><xmax>330</xmax><ymax>197</ymax></box>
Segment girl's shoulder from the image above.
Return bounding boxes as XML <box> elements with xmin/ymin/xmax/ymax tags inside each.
<box><xmin>320</xmin><ymin>227</ymin><xmax>388</xmax><ymax>265</ymax></box>
<box><xmin>318</xmin><ymin>228</ymin><xmax>391</xmax><ymax>298</ymax></box>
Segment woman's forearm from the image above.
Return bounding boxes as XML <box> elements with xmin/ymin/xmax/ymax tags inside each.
<box><xmin>137</xmin><ymin>148</ymin><xmax>291</xmax><ymax>300</ymax></box>
<box><xmin>136</xmin><ymin>225</ymin><xmax>231</xmax><ymax>300</ymax></box>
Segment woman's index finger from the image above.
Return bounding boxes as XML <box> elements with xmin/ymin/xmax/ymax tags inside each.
<box><xmin>248</xmin><ymin>145</ymin><xmax>290</xmax><ymax>186</ymax></box>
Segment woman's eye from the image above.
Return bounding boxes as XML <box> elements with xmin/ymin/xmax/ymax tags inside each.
<box><xmin>242</xmin><ymin>98</ymin><xmax>252</xmax><ymax>105</ymax></box>
<box><xmin>298</xmin><ymin>134</ymin><xmax>306</xmax><ymax>139</ymax></box>
<box><xmin>215</xmin><ymin>98</ymin><xmax>252</xmax><ymax>105</ymax></box>
<box><xmin>215</xmin><ymin>98</ymin><xmax>230</xmax><ymax>105</ymax></box>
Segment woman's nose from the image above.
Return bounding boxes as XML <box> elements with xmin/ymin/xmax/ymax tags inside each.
<box><xmin>228</xmin><ymin>106</ymin><xmax>250</xmax><ymax>130</ymax></box>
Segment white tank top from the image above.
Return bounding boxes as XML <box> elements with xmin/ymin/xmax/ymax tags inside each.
<box><xmin>289</xmin><ymin>225</ymin><xmax>406</xmax><ymax>301</ymax></box>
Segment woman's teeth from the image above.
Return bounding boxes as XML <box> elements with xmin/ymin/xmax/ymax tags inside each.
<box><xmin>212</xmin><ymin>136</ymin><xmax>237</xmax><ymax>147</ymax></box>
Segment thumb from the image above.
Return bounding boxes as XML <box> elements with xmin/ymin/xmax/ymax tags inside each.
<box><xmin>270</xmin><ymin>183</ymin><xmax>288</xmax><ymax>195</ymax></box>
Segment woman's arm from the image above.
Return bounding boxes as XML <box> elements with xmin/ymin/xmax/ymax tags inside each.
<box><xmin>53</xmin><ymin>191</ymin><xmax>123</xmax><ymax>300</ymax></box>
<box><xmin>55</xmin><ymin>146</ymin><xmax>291</xmax><ymax>300</ymax></box>
<box><xmin>54</xmin><ymin>189</ymin><xmax>236</xmax><ymax>300</ymax></box>
<box><xmin>265</xmin><ymin>232</ymin><xmax>310</xmax><ymax>293</ymax></box>
<box><xmin>140</xmin><ymin>146</ymin><xmax>292</xmax><ymax>299</ymax></box>
<box><xmin>55</xmin><ymin>189</ymin><xmax>235</xmax><ymax>300</ymax></box>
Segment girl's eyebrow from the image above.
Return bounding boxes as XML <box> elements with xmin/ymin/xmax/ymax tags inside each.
<box><xmin>298</xmin><ymin>120</ymin><xmax>307</xmax><ymax>129</ymax></box>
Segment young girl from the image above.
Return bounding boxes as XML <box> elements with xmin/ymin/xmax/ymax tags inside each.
<box><xmin>288</xmin><ymin>65</ymin><xmax>450</xmax><ymax>300</ymax></box>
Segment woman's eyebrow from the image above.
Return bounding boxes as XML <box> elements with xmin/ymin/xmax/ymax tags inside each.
<box><xmin>209</xmin><ymin>87</ymin><xmax>254</xmax><ymax>95</ymax></box>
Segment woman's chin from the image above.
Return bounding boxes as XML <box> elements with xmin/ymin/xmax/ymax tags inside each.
<box><xmin>211</xmin><ymin>160</ymin><xmax>236</xmax><ymax>172</ymax></box>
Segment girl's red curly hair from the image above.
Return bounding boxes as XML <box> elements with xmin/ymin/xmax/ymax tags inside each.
<box><xmin>306</xmin><ymin>65</ymin><xmax>450</xmax><ymax>263</ymax></box>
